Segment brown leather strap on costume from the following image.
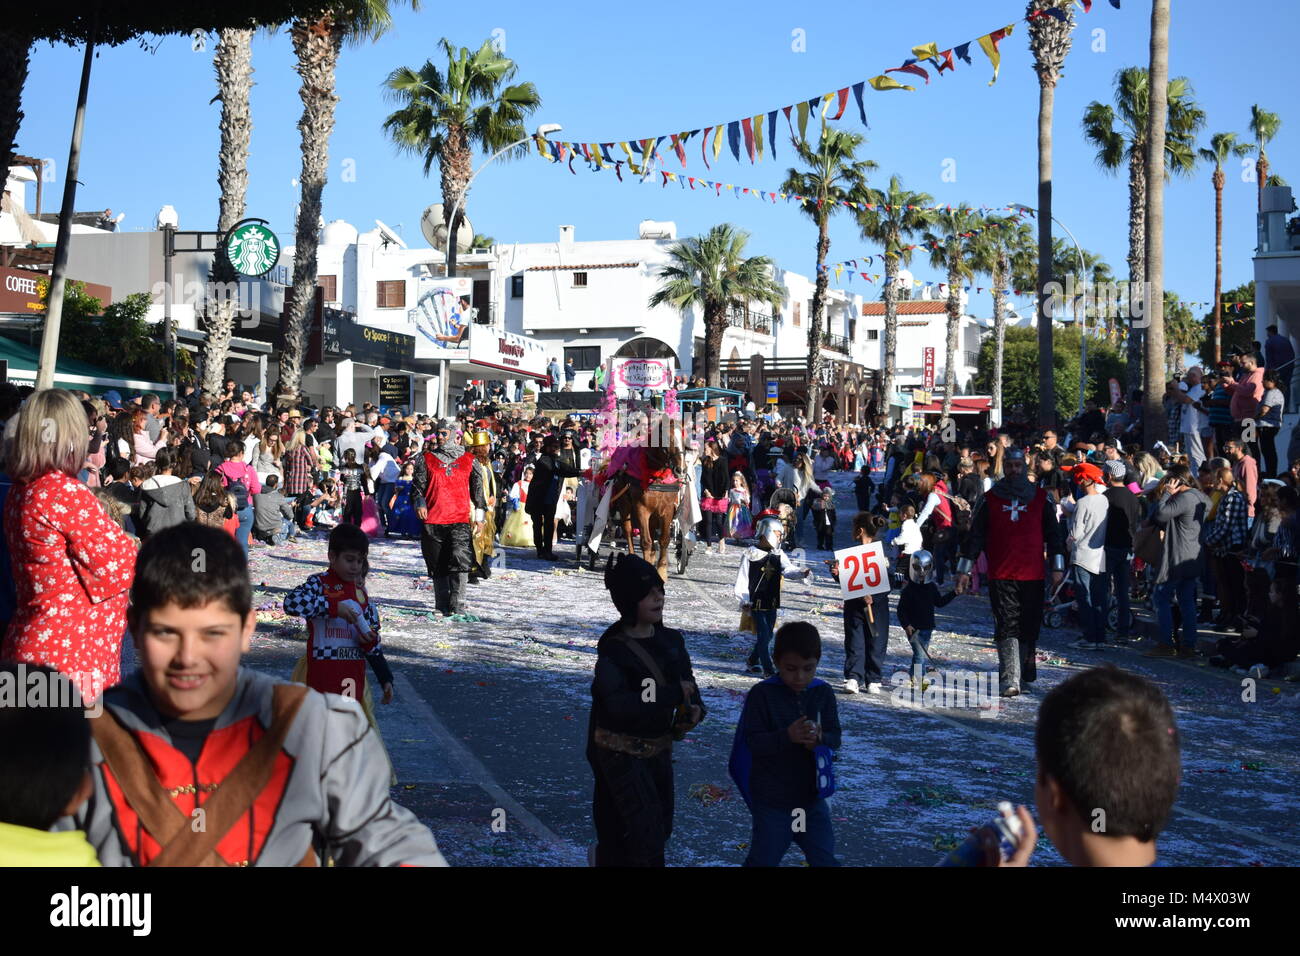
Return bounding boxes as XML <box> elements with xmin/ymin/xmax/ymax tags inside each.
<box><xmin>91</xmin><ymin>684</ymin><xmax>309</xmax><ymax>867</ymax></box>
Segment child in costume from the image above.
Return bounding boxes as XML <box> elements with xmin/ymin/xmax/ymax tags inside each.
<box><xmin>0</xmin><ymin>663</ymin><xmax>99</xmax><ymax>866</ymax></box>
<box><xmin>729</xmin><ymin>621</ymin><xmax>840</xmax><ymax>867</ymax></box>
<box><xmin>896</xmin><ymin>549</ymin><xmax>957</xmax><ymax>687</ymax></box>
<box><xmin>726</xmin><ymin>471</ymin><xmax>754</xmax><ymax>544</ymax></box>
<box><xmin>64</xmin><ymin>523</ymin><xmax>443</xmax><ymax>866</ymax></box>
<box><xmin>586</xmin><ymin>553</ymin><xmax>704</xmax><ymax>867</ymax></box>
<box><xmin>812</xmin><ymin>485</ymin><xmax>837</xmax><ymax>551</ymax></box>
<box><xmin>283</xmin><ymin>524</ymin><xmax>395</xmax><ymax>751</ymax></box>
<box><xmin>735</xmin><ymin>511</ymin><xmax>813</xmax><ymax>677</ymax></box>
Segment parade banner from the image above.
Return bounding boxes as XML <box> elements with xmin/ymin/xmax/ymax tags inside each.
<box><xmin>610</xmin><ymin>357</ymin><xmax>674</xmax><ymax>397</ymax></box>
<box><xmin>531</xmin><ymin>1</ymin><xmax>1119</xmax><ymax>172</ymax></box>
<box><xmin>468</xmin><ymin>325</ymin><xmax>549</xmax><ymax>381</ymax></box>
<box><xmin>834</xmin><ymin>542</ymin><xmax>891</xmax><ymax>600</ymax></box>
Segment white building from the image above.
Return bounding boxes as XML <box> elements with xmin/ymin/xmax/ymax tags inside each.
<box><xmin>1253</xmin><ymin>183</ymin><xmax>1300</xmax><ymax>460</ymax></box>
<box><xmin>858</xmin><ymin>270</ymin><xmax>982</xmax><ymax>394</ymax></box>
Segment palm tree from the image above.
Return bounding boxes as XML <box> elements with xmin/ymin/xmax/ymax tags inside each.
<box><xmin>1248</xmin><ymin>105</ymin><xmax>1282</xmax><ymax>213</ymax></box>
<box><xmin>780</xmin><ymin>124</ymin><xmax>877</xmax><ymax>418</ymax></box>
<box><xmin>1198</xmin><ymin>132</ymin><xmax>1253</xmax><ymax>363</ymax></box>
<box><xmin>1163</xmin><ymin>292</ymin><xmax>1201</xmax><ymax>376</ymax></box>
<box><xmin>383</xmin><ymin>39</ymin><xmax>541</xmax><ymax>279</ymax></box>
<box><xmin>470</xmin><ymin>233</ymin><xmax>496</xmax><ymax>249</ymax></box>
<box><xmin>923</xmin><ymin>208</ymin><xmax>979</xmax><ymax>422</ymax></box>
<box><xmin>1027</xmin><ymin>0</ymin><xmax>1077</xmax><ymax>427</ymax></box>
<box><xmin>277</xmin><ymin>1</ymin><xmax>416</xmax><ymax>410</ymax></box>
<box><xmin>1082</xmin><ymin>66</ymin><xmax>1205</xmax><ymax>396</ymax></box>
<box><xmin>970</xmin><ymin>216</ymin><xmax>1034</xmax><ymax>426</ymax></box>
<box><xmin>1143</xmin><ymin>0</ymin><xmax>1172</xmax><ymax>449</ymax></box>
<box><xmin>0</xmin><ymin>28</ymin><xmax>31</xmax><ymax>178</ymax></box>
<box><xmin>201</xmin><ymin>27</ymin><xmax>254</xmax><ymax>400</ymax></box>
<box><xmin>854</xmin><ymin>176</ymin><xmax>934</xmax><ymax>424</ymax></box>
<box><xmin>647</xmin><ymin>224</ymin><xmax>786</xmax><ymax>388</ymax></box>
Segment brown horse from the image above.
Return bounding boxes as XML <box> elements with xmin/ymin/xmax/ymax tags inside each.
<box><xmin>611</xmin><ymin>432</ymin><xmax>683</xmax><ymax>581</ymax></box>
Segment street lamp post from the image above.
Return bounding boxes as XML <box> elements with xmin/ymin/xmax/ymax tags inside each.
<box><xmin>1014</xmin><ymin>205</ymin><xmax>1087</xmax><ymax>416</ymax></box>
<box><xmin>445</xmin><ymin>122</ymin><xmax>562</xmax><ymax>279</ymax></box>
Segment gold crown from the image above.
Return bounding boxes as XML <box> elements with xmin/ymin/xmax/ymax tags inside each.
<box><xmin>465</xmin><ymin>430</ymin><xmax>492</xmax><ymax>447</ymax></box>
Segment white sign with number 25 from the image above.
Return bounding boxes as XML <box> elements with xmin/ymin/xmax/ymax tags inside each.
<box><xmin>833</xmin><ymin>542</ymin><xmax>891</xmax><ymax>599</ymax></box>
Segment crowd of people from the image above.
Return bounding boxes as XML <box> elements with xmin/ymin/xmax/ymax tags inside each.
<box><xmin>0</xmin><ymin>362</ymin><xmax>1296</xmax><ymax>868</ymax></box>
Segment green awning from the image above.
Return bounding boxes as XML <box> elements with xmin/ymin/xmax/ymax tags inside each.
<box><xmin>0</xmin><ymin>335</ymin><xmax>174</xmax><ymax>396</ymax></box>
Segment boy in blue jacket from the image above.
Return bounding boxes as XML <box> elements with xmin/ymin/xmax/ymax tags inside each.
<box><xmin>731</xmin><ymin>622</ymin><xmax>841</xmax><ymax>867</ymax></box>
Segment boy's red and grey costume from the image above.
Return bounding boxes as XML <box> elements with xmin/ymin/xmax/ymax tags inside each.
<box><xmin>283</xmin><ymin>570</ymin><xmax>392</xmax><ymax>698</ymax></box>
<box><xmin>411</xmin><ymin>432</ymin><xmax>484</xmax><ymax>616</ymax></box>
<box><xmin>65</xmin><ymin>670</ymin><xmax>445</xmax><ymax>866</ymax></box>
<box><xmin>958</xmin><ymin>449</ymin><xmax>1066</xmax><ymax>695</ymax></box>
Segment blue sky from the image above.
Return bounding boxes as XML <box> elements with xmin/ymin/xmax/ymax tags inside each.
<box><xmin>17</xmin><ymin>0</ymin><xmax>1300</xmax><ymax>323</ymax></box>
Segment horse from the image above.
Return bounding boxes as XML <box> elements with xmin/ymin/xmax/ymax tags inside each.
<box><xmin>610</xmin><ymin>427</ymin><xmax>684</xmax><ymax>581</ymax></box>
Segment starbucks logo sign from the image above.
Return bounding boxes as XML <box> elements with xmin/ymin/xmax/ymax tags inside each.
<box><xmin>225</xmin><ymin>219</ymin><xmax>280</xmax><ymax>277</ymax></box>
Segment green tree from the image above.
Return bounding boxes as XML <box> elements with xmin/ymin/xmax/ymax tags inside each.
<box><xmin>969</xmin><ymin>215</ymin><xmax>1034</xmax><ymax>425</ymax></box>
<box><xmin>1082</xmin><ymin>67</ymin><xmax>1206</xmax><ymax>394</ymax></box>
<box><xmin>923</xmin><ymin>208</ymin><xmax>980</xmax><ymax>422</ymax></box>
<box><xmin>647</xmin><ymin>224</ymin><xmax>786</xmax><ymax>388</ymax></box>
<box><xmin>1162</xmin><ymin>291</ymin><xmax>1201</xmax><ymax>376</ymax></box>
<box><xmin>854</xmin><ymin>175</ymin><xmax>934</xmax><ymax>422</ymax></box>
<box><xmin>383</xmin><ymin>38</ymin><xmax>542</xmax><ymax>279</ymax></box>
<box><xmin>781</xmin><ymin>124</ymin><xmax>877</xmax><ymax>417</ymax></box>
<box><xmin>278</xmin><ymin>1</ymin><xmax>419</xmax><ymax>409</ymax></box>
<box><xmin>1027</xmin><ymin>0</ymin><xmax>1078</xmax><ymax>427</ymax></box>
<box><xmin>42</xmin><ymin>284</ymin><xmax>193</xmax><ymax>384</ymax></box>
<box><xmin>1197</xmin><ymin>132</ymin><xmax>1253</xmax><ymax>364</ymax></box>
<box><xmin>974</xmin><ymin>325</ymin><xmax>1124</xmax><ymax>423</ymax></box>
<box><xmin>1196</xmin><ymin>281</ymin><xmax>1255</xmax><ymax>368</ymax></box>
<box><xmin>1248</xmin><ymin>105</ymin><xmax>1282</xmax><ymax>213</ymax></box>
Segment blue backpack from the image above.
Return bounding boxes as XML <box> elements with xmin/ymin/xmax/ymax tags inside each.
<box><xmin>728</xmin><ymin>677</ymin><xmax>835</xmax><ymax>809</ymax></box>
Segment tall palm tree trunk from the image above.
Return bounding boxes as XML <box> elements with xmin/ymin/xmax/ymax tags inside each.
<box><xmin>1257</xmin><ymin>155</ymin><xmax>1268</xmax><ymax>212</ymax></box>
<box><xmin>1125</xmin><ymin>150</ymin><xmax>1147</xmax><ymax>395</ymax></box>
<box><xmin>704</xmin><ymin>303</ymin><xmax>725</xmax><ymax>388</ymax></box>
<box><xmin>441</xmin><ymin>125</ymin><xmax>471</xmax><ymax>277</ymax></box>
<box><xmin>0</xmin><ymin>29</ymin><xmax>32</xmax><ymax>178</ymax></box>
<box><xmin>279</xmin><ymin>17</ymin><xmax>343</xmax><ymax>408</ymax></box>
<box><xmin>942</xmin><ymin>261</ymin><xmax>961</xmax><ymax>421</ymax></box>
<box><xmin>202</xmin><ymin>27</ymin><xmax>254</xmax><ymax>399</ymax></box>
<box><xmin>807</xmin><ymin>218</ymin><xmax>830</xmax><ymax>418</ymax></box>
<box><xmin>1036</xmin><ymin>80</ymin><xmax>1056</xmax><ymax>427</ymax></box>
<box><xmin>1212</xmin><ymin>167</ymin><xmax>1224</xmax><ymax>364</ymax></box>
<box><xmin>992</xmin><ymin>255</ymin><xmax>1008</xmax><ymax>427</ymax></box>
<box><xmin>882</xmin><ymin>256</ymin><xmax>900</xmax><ymax>425</ymax></box>
<box><xmin>1143</xmin><ymin>0</ymin><xmax>1171</xmax><ymax>449</ymax></box>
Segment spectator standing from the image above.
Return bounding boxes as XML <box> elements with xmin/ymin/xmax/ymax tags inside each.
<box><xmin>1143</xmin><ymin>465</ymin><xmax>1210</xmax><ymax>659</ymax></box>
<box><xmin>1263</xmin><ymin>324</ymin><xmax>1295</xmax><ymax>407</ymax></box>
<box><xmin>1257</xmin><ymin>370</ymin><xmax>1285</xmax><ymax>478</ymax></box>
<box><xmin>1101</xmin><ymin>460</ymin><xmax>1142</xmax><ymax>642</ymax></box>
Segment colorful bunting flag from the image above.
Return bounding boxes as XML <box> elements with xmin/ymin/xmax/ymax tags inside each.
<box><xmin>977</xmin><ymin>24</ymin><xmax>1014</xmax><ymax>85</ymax></box>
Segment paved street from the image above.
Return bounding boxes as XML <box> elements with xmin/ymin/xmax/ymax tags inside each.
<box><xmin>232</xmin><ymin>472</ymin><xmax>1300</xmax><ymax>867</ymax></box>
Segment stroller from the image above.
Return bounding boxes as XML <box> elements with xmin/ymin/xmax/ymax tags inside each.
<box><xmin>1043</xmin><ymin>571</ymin><xmax>1122</xmax><ymax>633</ymax></box>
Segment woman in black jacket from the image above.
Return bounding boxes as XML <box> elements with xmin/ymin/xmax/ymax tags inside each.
<box><xmin>587</xmin><ymin>553</ymin><xmax>703</xmax><ymax>866</ymax></box>
<box><xmin>699</xmin><ymin>439</ymin><xmax>731</xmax><ymax>549</ymax></box>
<box><xmin>526</xmin><ymin>434</ymin><xmax>583</xmax><ymax>559</ymax></box>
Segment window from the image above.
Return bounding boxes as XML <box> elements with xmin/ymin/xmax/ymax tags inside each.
<box><xmin>317</xmin><ymin>274</ymin><xmax>337</xmax><ymax>303</ymax></box>
<box><xmin>867</xmin><ymin>329</ymin><xmax>879</xmax><ymax>341</ymax></box>
<box><xmin>376</xmin><ymin>280</ymin><xmax>405</xmax><ymax>309</ymax></box>
<box><xmin>510</xmin><ymin>274</ymin><xmax>524</xmax><ymax>298</ymax></box>
<box><xmin>793</xmin><ymin>301</ymin><xmax>801</xmax><ymax>326</ymax></box>
<box><xmin>564</xmin><ymin>346</ymin><xmax>600</xmax><ymax>369</ymax></box>
<box><xmin>848</xmin><ymin>318</ymin><xmax>857</xmax><ymax>342</ymax></box>
<box><xmin>573</xmin><ymin>271</ymin><xmax>588</xmax><ymax>287</ymax></box>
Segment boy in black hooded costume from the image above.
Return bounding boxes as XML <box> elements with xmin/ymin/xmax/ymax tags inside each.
<box><xmin>586</xmin><ymin>554</ymin><xmax>705</xmax><ymax>866</ymax></box>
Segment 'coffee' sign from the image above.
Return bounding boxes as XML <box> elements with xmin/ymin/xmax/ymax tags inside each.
<box><xmin>0</xmin><ymin>267</ymin><xmax>112</xmax><ymax>315</ymax></box>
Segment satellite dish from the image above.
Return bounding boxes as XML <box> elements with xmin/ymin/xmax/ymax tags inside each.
<box><xmin>420</xmin><ymin>204</ymin><xmax>473</xmax><ymax>254</ymax></box>
<box><xmin>155</xmin><ymin>204</ymin><xmax>179</xmax><ymax>229</ymax></box>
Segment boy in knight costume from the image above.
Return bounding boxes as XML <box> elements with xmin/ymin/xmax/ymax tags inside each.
<box><xmin>735</xmin><ymin>511</ymin><xmax>813</xmax><ymax>677</ymax></box>
<box><xmin>465</xmin><ymin>430</ymin><xmax>498</xmax><ymax>584</ymax></box>
<box><xmin>64</xmin><ymin>524</ymin><xmax>444</xmax><ymax>866</ymax></box>
<box><xmin>955</xmin><ymin>446</ymin><xmax>1066</xmax><ymax>697</ymax></box>
<box><xmin>411</xmin><ymin>419</ymin><xmax>484</xmax><ymax>620</ymax></box>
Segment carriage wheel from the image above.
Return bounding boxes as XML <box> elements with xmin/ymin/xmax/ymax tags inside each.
<box><xmin>1046</xmin><ymin>610</ymin><xmax>1065</xmax><ymax>630</ymax></box>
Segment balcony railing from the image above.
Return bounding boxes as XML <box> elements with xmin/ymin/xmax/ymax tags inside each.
<box><xmin>820</xmin><ymin>331</ymin><xmax>849</xmax><ymax>353</ymax></box>
<box><xmin>964</xmin><ymin>349</ymin><xmax>979</xmax><ymax>367</ymax></box>
<box><xmin>728</xmin><ymin>307</ymin><xmax>772</xmax><ymax>335</ymax></box>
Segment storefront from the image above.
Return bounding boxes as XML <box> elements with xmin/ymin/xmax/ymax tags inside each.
<box><xmin>719</xmin><ymin>354</ymin><xmax>878</xmax><ymax>424</ymax></box>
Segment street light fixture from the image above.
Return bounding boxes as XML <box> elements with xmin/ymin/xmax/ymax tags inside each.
<box><xmin>1013</xmin><ymin>204</ymin><xmax>1089</xmax><ymax>416</ymax></box>
<box><xmin>444</xmin><ymin>123</ymin><xmax>562</xmax><ymax>278</ymax></box>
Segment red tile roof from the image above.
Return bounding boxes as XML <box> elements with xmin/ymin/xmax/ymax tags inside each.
<box><xmin>860</xmin><ymin>301</ymin><xmax>948</xmax><ymax>316</ymax></box>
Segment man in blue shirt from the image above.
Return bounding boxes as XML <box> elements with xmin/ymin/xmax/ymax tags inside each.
<box><xmin>547</xmin><ymin>357</ymin><xmax>561</xmax><ymax>393</ymax></box>
<box><xmin>1264</xmin><ymin>324</ymin><xmax>1295</xmax><ymax>406</ymax></box>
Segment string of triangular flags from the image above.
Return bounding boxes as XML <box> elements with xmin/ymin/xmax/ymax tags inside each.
<box><xmin>532</xmin><ymin>0</ymin><xmax>1120</xmax><ymax>173</ymax></box>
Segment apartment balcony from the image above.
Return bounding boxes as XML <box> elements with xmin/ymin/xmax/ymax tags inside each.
<box><xmin>727</xmin><ymin>306</ymin><xmax>773</xmax><ymax>335</ymax></box>
<box><xmin>819</xmin><ymin>330</ymin><xmax>849</xmax><ymax>353</ymax></box>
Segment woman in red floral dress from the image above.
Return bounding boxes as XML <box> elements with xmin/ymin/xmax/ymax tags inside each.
<box><xmin>2</xmin><ymin>389</ymin><xmax>137</xmax><ymax>701</ymax></box>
